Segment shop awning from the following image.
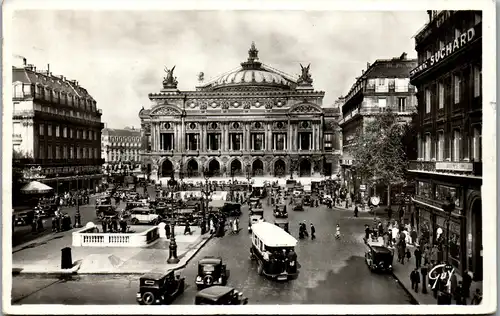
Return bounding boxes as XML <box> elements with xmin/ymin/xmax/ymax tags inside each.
<box><xmin>20</xmin><ymin>181</ymin><xmax>54</xmax><ymax>194</ymax></box>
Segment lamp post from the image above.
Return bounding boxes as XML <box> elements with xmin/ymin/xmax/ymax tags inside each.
<box><xmin>167</xmin><ymin>181</ymin><xmax>179</xmax><ymax>264</ymax></box>
<box><xmin>200</xmin><ymin>167</ymin><xmax>213</xmax><ymax>235</ymax></box>
<box><xmin>246</xmin><ymin>163</ymin><xmax>251</xmax><ymax>182</ymax></box>
<box><xmin>74</xmin><ymin>171</ymin><xmax>82</xmax><ymax>228</ymax></box>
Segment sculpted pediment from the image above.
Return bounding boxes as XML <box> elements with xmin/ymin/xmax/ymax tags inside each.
<box><xmin>150</xmin><ymin>105</ymin><xmax>182</xmax><ymax>116</ymax></box>
<box><xmin>289</xmin><ymin>103</ymin><xmax>322</xmax><ymax>114</ymax></box>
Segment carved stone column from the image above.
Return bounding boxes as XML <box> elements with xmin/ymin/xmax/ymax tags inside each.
<box><xmin>202</xmin><ymin>123</ymin><xmax>207</xmax><ymax>152</ymax></box>
<box><xmin>224</xmin><ymin>123</ymin><xmax>229</xmax><ymax>151</ymax></box>
<box><xmin>267</xmin><ymin>123</ymin><xmax>273</xmax><ymax>152</ymax></box>
<box><xmin>287</xmin><ymin>120</ymin><xmax>292</xmax><ymax>151</ymax></box>
<box><xmin>246</xmin><ymin>123</ymin><xmax>251</xmax><ymax>151</ymax></box>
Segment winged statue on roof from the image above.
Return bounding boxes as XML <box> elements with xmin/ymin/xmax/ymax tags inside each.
<box><xmin>297</xmin><ymin>63</ymin><xmax>313</xmax><ymax>86</ymax></box>
<box><xmin>163</xmin><ymin>65</ymin><xmax>178</xmax><ymax>89</ymax></box>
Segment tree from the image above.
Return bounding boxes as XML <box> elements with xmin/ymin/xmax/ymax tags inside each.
<box><xmin>350</xmin><ymin>108</ymin><xmax>411</xmax><ymax>206</ymax></box>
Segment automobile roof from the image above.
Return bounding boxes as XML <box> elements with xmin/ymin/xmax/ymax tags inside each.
<box><xmin>252</xmin><ymin>222</ymin><xmax>297</xmax><ymax>247</ymax></box>
<box><xmin>196</xmin><ymin>285</ymin><xmax>233</xmax><ymax>300</ymax></box>
<box><xmin>140</xmin><ymin>271</ymin><xmax>172</xmax><ymax>280</ymax></box>
<box><xmin>371</xmin><ymin>245</ymin><xmax>393</xmax><ymax>254</ymax></box>
<box><xmin>199</xmin><ymin>257</ymin><xmax>222</xmax><ymax>265</ymax></box>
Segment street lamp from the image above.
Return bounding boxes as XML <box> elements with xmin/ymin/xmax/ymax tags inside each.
<box><xmin>167</xmin><ymin>181</ymin><xmax>179</xmax><ymax>264</ymax></box>
<box><xmin>246</xmin><ymin>163</ymin><xmax>251</xmax><ymax>182</ymax></box>
<box><xmin>200</xmin><ymin>166</ymin><xmax>213</xmax><ymax>235</ymax></box>
<box><xmin>74</xmin><ymin>171</ymin><xmax>82</xmax><ymax>228</ymax></box>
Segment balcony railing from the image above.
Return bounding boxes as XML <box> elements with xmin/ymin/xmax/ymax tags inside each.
<box><xmin>408</xmin><ymin>160</ymin><xmax>482</xmax><ymax>177</ymax></box>
<box><xmin>13</xmin><ymin>158</ymin><xmax>105</xmax><ymax>166</ymax></box>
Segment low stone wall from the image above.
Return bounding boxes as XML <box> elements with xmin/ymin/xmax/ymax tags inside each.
<box><xmin>72</xmin><ymin>223</ymin><xmax>159</xmax><ymax>247</ymax></box>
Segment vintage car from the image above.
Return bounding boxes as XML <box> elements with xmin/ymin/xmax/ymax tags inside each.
<box><xmin>250</xmin><ymin>221</ymin><xmax>299</xmax><ymax>281</ymax></box>
<box><xmin>273</xmin><ymin>204</ymin><xmax>288</xmax><ymax>218</ymax></box>
<box><xmin>129</xmin><ymin>207</ymin><xmax>160</xmax><ymax>225</ymax></box>
<box><xmin>14</xmin><ymin>210</ymin><xmax>35</xmax><ymax>226</ymax></box>
<box><xmin>136</xmin><ymin>270</ymin><xmax>185</xmax><ymax>305</ymax></box>
<box><xmin>248</xmin><ymin>209</ymin><xmax>264</xmax><ymax>232</ymax></box>
<box><xmin>221</xmin><ymin>202</ymin><xmax>242</xmax><ymax>217</ymax></box>
<box><xmin>195</xmin><ymin>256</ymin><xmax>230</xmax><ymax>290</ymax></box>
<box><xmin>195</xmin><ymin>286</ymin><xmax>248</xmax><ymax>305</ymax></box>
<box><xmin>249</xmin><ymin>197</ymin><xmax>261</xmax><ymax>210</ymax></box>
<box><xmin>365</xmin><ymin>243</ymin><xmax>394</xmax><ymax>273</ymax></box>
<box><xmin>96</xmin><ymin>196</ymin><xmax>112</xmax><ymax>205</ymax></box>
<box><xmin>274</xmin><ymin>218</ymin><xmax>289</xmax><ymax>233</ymax></box>
<box><xmin>303</xmin><ymin>194</ymin><xmax>313</xmax><ymax>206</ymax></box>
<box><xmin>293</xmin><ymin>199</ymin><xmax>304</xmax><ymax>212</ymax></box>
<box><xmin>95</xmin><ymin>204</ymin><xmax>118</xmax><ymax>219</ymax></box>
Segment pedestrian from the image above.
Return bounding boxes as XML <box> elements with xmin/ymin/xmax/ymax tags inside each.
<box><xmin>420</xmin><ymin>263</ymin><xmax>428</xmax><ymax>294</ymax></box>
<box><xmin>354</xmin><ymin>204</ymin><xmax>359</xmax><ymax>217</ymax></box>
<box><xmin>454</xmin><ymin>281</ymin><xmax>464</xmax><ymax>305</ymax></box>
<box><xmin>471</xmin><ymin>289</ymin><xmax>482</xmax><ymax>305</ymax></box>
<box><xmin>364</xmin><ymin>224</ymin><xmax>370</xmax><ymax>240</ymax></box>
<box><xmin>310</xmin><ymin>223</ymin><xmax>316</xmax><ymax>240</ymax></box>
<box><xmin>101</xmin><ymin>219</ymin><xmax>107</xmax><ymax>233</ymax></box>
<box><xmin>335</xmin><ymin>224</ymin><xmax>341</xmax><ymax>239</ymax></box>
<box><xmin>411</xmin><ymin>228</ymin><xmax>418</xmax><ymax>245</ymax></box>
<box><xmin>405</xmin><ymin>247</ymin><xmax>411</xmax><ymax>263</ymax></box>
<box><xmin>410</xmin><ymin>267</ymin><xmax>420</xmax><ymax>293</ymax></box>
<box><xmin>184</xmin><ymin>222</ymin><xmax>192</xmax><ymax>235</ymax></box>
<box><xmin>450</xmin><ymin>272</ymin><xmax>458</xmax><ymax>302</ymax></box>
<box><xmin>414</xmin><ymin>247</ymin><xmax>422</xmax><ymax>268</ymax></box>
<box><xmin>462</xmin><ymin>270</ymin><xmax>472</xmax><ymax>300</ymax></box>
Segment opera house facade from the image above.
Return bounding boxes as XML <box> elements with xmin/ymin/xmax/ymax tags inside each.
<box><xmin>139</xmin><ymin>43</ymin><xmax>341</xmax><ymax>181</ymax></box>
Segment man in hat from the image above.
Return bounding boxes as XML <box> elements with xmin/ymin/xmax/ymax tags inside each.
<box><xmin>310</xmin><ymin>223</ymin><xmax>316</xmax><ymax>240</ymax></box>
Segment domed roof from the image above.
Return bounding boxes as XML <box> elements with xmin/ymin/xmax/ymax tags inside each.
<box><xmin>198</xmin><ymin>42</ymin><xmax>298</xmax><ymax>91</ymax></box>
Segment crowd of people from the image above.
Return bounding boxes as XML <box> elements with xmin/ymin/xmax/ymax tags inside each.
<box><xmin>364</xmin><ymin>216</ymin><xmax>482</xmax><ymax>305</ymax></box>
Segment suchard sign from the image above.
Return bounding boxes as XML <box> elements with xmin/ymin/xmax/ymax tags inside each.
<box><xmin>410</xmin><ymin>26</ymin><xmax>478</xmax><ymax>77</ymax></box>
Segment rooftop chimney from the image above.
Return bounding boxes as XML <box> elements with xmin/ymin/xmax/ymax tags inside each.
<box><xmin>400</xmin><ymin>52</ymin><xmax>407</xmax><ymax>60</ymax></box>
<box><xmin>361</xmin><ymin>69</ymin><xmax>365</xmax><ymax>75</ymax></box>
<box><xmin>367</xmin><ymin>62</ymin><xmax>370</xmax><ymax>69</ymax></box>
<box><xmin>47</xmin><ymin>64</ymin><xmax>50</xmax><ymax>74</ymax></box>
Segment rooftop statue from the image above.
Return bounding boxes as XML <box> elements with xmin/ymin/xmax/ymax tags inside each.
<box><xmin>297</xmin><ymin>63</ymin><xmax>313</xmax><ymax>86</ymax></box>
<box><xmin>163</xmin><ymin>65</ymin><xmax>178</xmax><ymax>89</ymax></box>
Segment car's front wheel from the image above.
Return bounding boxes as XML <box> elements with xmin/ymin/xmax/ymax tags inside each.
<box><xmin>131</xmin><ymin>218</ymin><xmax>139</xmax><ymax>225</ymax></box>
<box><xmin>142</xmin><ymin>292</ymin><xmax>156</xmax><ymax>305</ymax></box>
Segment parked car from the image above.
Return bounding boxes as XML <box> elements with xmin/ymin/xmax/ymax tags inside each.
<box><xmin>136</xmin><ymin>270</ymin><xmax>185</xmax><ymax>305</ymax></box>
<box><xmin>195</xmin><ymin>286</ymin><xmax>248</xmax><ymax>305</ymax></box>
<box><xmin>129</xmin><ymin>207</ymin><xmax>160</xmax><ymax>225</ymax></box>
<box><xmin>95</xmin><ymin>204</ymin><xmax>118</xmax><ymax>220</ymax></box>
<box><xmin>365</xmin><ymin>244</ymin><xmax>394</xmax><ymax>273</ymax></box>
<box><xmin>14</xmin><ymin>210</ymin><xmax>35</xmax><ymax>226</ymax></box>
<box><xmin>221</xmin><ymin>202</ymin><xmax>242</xmax><ymax>217</ymax></box>
<box><xmin>195</xmin><ymin>256</ymin><xmax>230</xmax><ymax>290</ymax></box>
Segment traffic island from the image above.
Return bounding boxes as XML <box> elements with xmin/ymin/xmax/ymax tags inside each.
<box><xmin>12</xmin><ymin>225</ymin><xmax>213</xmax><ymax>276</ymax></box>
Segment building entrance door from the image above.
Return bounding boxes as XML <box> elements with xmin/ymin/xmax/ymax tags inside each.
<box><xmin>274</xmin><ymin>159</ymin><xmax>286</xmax><ymax>177</ymax></box>
<box><xmin>471</xmin><ymin>198</ymin><xmax>482</xmax><ymax>281</ymax></box>
<box><xmin>299</xmin><ymin>159</ymin><xmax>311</xmax><ymax>177</ymax></box>
<box><xmin>161</xmin><ymin>159</ymin><xmax>174</xmax><ymax>178</ymax></box>
<box><xmin>208</xmin><ymin>159</ymin><xmax>220</xmax><ymax>177</ymax></box>
<box><xmin>187</xmin><ymin>159</ymin><xmax>199</xmax><ymax>178</ymax></box>
<box><xmin>230</xmin><ymin>159</ymin><xmax>242</xmax><ymax>176</ymax></box>
<box><xmin>252</xmin><ymin>159</ymin><xmax>264</xmax><ymax>177</ymax></box>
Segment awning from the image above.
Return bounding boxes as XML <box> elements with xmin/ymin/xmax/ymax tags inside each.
<box><xmin>20</xmin><ymin>181</ymin><xmax>53</xmax><ymax>194</ymax></box>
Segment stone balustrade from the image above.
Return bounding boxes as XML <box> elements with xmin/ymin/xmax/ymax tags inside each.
<box><xmin>72</xmin><ymin>224</ymin><xmax>159</xmax><ymax>247</ymax></box>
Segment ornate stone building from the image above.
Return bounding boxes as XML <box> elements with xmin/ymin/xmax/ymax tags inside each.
<box><xmin>139</xmin><ymin>43</ymin><xmax>341</xmax><ymax>181</ymax></box>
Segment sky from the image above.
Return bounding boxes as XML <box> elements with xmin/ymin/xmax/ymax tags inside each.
<box><xmin>11</xmin><ymin>10</ymin><xmax>428</xmax><ymax>129</ymax></box>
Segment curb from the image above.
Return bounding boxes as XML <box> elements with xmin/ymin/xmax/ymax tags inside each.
<box><xmin>13</xmin><ymin>234</ymin><xmax>214</xmax><ymax>276</ymax></box>
<box><xmin>391</xmin><ymin>269</ymin><xmax>420</xmax><ymax>305</ymax></box>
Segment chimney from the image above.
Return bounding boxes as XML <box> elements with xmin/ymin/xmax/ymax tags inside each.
<box><xmin>427</xmin><ymin>10</ymin><xmax>433</xmax><ymax>22</ymax></box>
<box><xmin>367</xmin><ymin>62</ymin><xmax>370</xmax><ymax>69</ymax></box>
<box><xmin>400</xmin><ymin>52</ymin><xmax>407</xmax><ymax>60</ymax></box>
<box><xmin>47</xmin><ymin>64</ymin><xmax>50</xmax><ymax>73</ymax></box>
<box><xmin>60</xmin><ymin>75</ymin><xmax>64</xmax><ymax>80</ymax></box>
<box><xmin>361</xmin><ymin>70</ymin><xmax>365</xmax><ymax>75</ymax></box>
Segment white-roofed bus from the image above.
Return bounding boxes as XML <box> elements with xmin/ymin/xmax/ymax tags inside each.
<box><xmin>249</xmin><ymin>222</ymin><xmax>299</xmax><ymax>281</ymax></box>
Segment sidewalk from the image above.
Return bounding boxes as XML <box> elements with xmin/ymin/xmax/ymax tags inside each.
<box><xmin>389</xmin><ymin>241</ymin><xmax>483</xmax><ymax>305</ymax></box>
<box><xmin>12</xmin><ymin>225</ymin><xmax>212</xmax><ymax>275</ymax></box>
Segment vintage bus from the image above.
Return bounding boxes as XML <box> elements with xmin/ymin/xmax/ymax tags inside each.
<box><xmin>249</xmin><ymin>222</ymin><xmax>299</xmax><ymax>281</ymax></box>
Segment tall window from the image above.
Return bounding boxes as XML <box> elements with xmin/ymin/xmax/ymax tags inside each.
<box><xmin>425</xmin><ymin>89</ymin><xmax>431</xmax><ymax>113</ymax></box>
<box><xmin>474</xmin><ymin>66</ymin><xmax>481</xmax><ymax>97</ymax></box>
<box><xmin>48</xmin><ymin>145</ymin><xmax>53</xmax><ymax>159</ymax></box>
<box><xmin>70</xmin><ymin>147</ymin><xmax>74</xmax><ymax>159</ymax></box>
<box><xmin>424</xmin><ymin>133</ymin><xmax>431</xmax><ymax>161</ymax></box>
<box><xmin>48</xmin><ymin>124</ymin><xmax>52</xmax><ymax>136</ymax></box>
<box><xmin>437</xmin><ymin>131</ymin><xmax>444</xmax><ymax>161</ymax></box>
<box><xmin>55</xmin><ymin>146</ymin><xmax>60</xmax><ymax>159</ymax></box>
<box><xmin>438</xmin><ymin>83</ymin><xmax>444</xmax><ymax>109</ymax></box>
<box><xmin>378</xmin><ymin>97</ymin><xmax>387</xmax><ymax>109</ymax></box>
<box><xmin>14</xmin><ymin>84</ymin><xmax>23</xmax><ymax>98</ymax></box>
<box><xmin>452</xmin><ymin>129</ymin><xmax>461</xmax><ymax>162</ymax></box>
<box><xmin>398</xmin><ymin>98</ymin><xmax>406</xmax><ymax>112</ymax></box>
<box><xmin>473</xmin><ymin>126</ymin><xmax>482</xmax><ymax>161</ymax></box>
<box><xmin>187</xmin><ymin>134</ymin><xmax>199</xmax><ymax>150</ymax></box>
<box><xmin>375</xmin><ymin>78</ymin><xmax>388</xmax><ymax>93</ymax></box>
<box><xmin>230</xmin><ymin>133</ymin><xmax>242</xmax><ymax>151</ymax></box>
<box><xmin>39</xmin><ymin>124</ymin><xmax>44</xmax><ymax>136</ymax></box>
<box><xmin>208</xmin><ymin>133</ymin><xmax>220</xmax><ymax>151</ymax></box>
<box><xmin>63</xmin><ymin>127</ymin><xmax>67</xmax><ymax>138</ymax></box>
<box><xmin>55</xmin><ymin>125</ymin><xmax>60</xmax><ymax>137</ymax></box>
<box><xmin>274</xmin><ymin>133</ymin><xmax>286</xmax><ymax>151</ymax></box>
<box><xmin>252</xmin><ymin>133</ymin><xmax>264</xmax><ymax>151</ymax></box>
<box><xmin>324</xmin><ymin>134</ymin><xmax>333</xmax><ymax>151</ymax></box>
<box><xmin>63</xmin><ymin>145</ymin><xmax>68</xmax><ymax>159</ymax></box>
<box><xmin>39</xmin><ymin>144</ymin><xmax>45</xmax><ymax>159</ymax></box>
<box><xmin>454</xmin><ymin>75</ymin><xmax>461</xmax><ymax>104</ymax></box>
